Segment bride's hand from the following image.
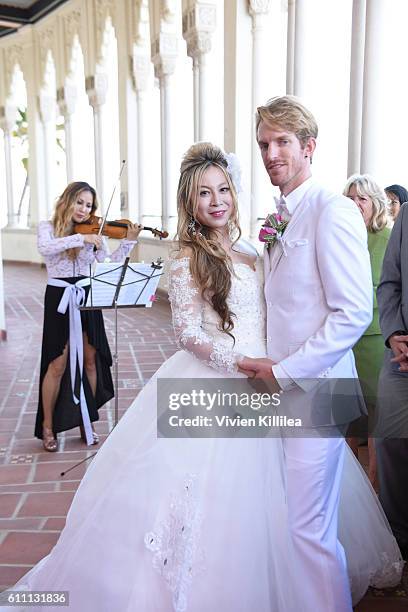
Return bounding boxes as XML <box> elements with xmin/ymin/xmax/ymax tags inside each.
<box><xmin>237</xmin><ymin>356</ymin><xmax>260</xmax><ymax>378</ymax></box>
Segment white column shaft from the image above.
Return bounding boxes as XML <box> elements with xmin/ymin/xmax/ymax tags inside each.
<box><xmin>136</xmin><ymin>91</ymin><xmax>146</xmax><ymax>222</ymax></box>
<box><xmin>293</xmin><ymin>0</ymin><xmax>307</xmax><ymax>97</ymax></box>
<box><xmin>42</xmin><ymin>120</ymin><xmax>56</xmax><ymax>218</ymax></box>
<box><xmin>250</xmin><ymin>12</ymin><xmax>268</xmax><ymax>238</ymax></box>
<box><xmin>193</xmin><ymin>58</ymin><xmax>199</xmax><ymax>141</ymax></box>
<box><xmin>198</xmin><ymin>54</ymin><xmax>207</xmax><ymax>141</ymax></box>
<box><xmin>159</xmin><ymin>74</ymin><xmax>176</xmax><ymax>233</ymax></box>
<box><xmin>3</xmin><ymin>130</ymin><xmax>16</xmax><ymax>227</ymax></box>
<box><xmin>360</xmin><ymin>0</ymin><xmax>387</xmax><ymax>174</ymax></box>
<box><xmin>64</xmin><ymin>113</ymin><xmax>74</xmax><ymax>182</ymax></box>
<box><xmin>347</xmin><ymin>0</ymin><xmax>366</xmax><ymax>177</ymax></box>
<box><xmin>286</xmin><ymin>0</ymin><xmax>295</xmax><ymax>94</ymax></box>
<box><xmin>92</xmin><ymin>105</ymin><xmax>105</xmax><ymax>210</ymax></box>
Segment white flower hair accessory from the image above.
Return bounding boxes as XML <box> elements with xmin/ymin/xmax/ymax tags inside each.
<box><xmin>224</xmin><ymin>152</ymin><xmax>243</xmax><ymax>194</ymax></box>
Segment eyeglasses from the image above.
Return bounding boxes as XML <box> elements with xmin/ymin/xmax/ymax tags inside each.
<box><xmin>387</xmin><ymin>199</ymin><xmax>400</xmax><ymax>207</ymax></box>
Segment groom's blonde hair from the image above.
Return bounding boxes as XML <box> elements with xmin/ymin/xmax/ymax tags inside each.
<box><xmin>256</xmin><ymin>96</ymin><xmax>318</xmax><ymax>148</ymax></box>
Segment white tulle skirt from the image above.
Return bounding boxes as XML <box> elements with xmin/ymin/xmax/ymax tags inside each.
<box><xmin>6</xmin><ymin>350</ymin><xmax>403</xmax><ymax>612</ymax></box>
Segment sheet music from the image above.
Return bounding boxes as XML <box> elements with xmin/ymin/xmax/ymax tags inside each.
<box><xmin>85</xmin><ymin>261</ymin><xmax>163</xmax><ymax>307</ymax></box>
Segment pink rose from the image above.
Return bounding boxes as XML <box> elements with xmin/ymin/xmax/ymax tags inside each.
<box><xmin>259</xmin><ymin>227</ymin><xmax>277</xmax><ymax>242</ymax></box>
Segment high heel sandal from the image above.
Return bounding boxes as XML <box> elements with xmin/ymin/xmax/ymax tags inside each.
<box><xmin>79</xmin><ymin>424</ymin><xmax>99</xmax><ymax>445</ymax></box>
<box><xmin>42</xmin><ymin>426</ymin><xmax>58</xmax><ymax>452</ymax></box>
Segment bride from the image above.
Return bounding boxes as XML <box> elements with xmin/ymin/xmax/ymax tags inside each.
<box><xmin>5</xmin><ymin>143</ymin><xmax>403</xmax><ymax>612</ymax></box>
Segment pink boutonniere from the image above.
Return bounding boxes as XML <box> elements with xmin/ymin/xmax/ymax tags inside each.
<box><xmin>258</xmin><ymin>213</ymin><xmax>289</xmax><ymax>250</ymax></box>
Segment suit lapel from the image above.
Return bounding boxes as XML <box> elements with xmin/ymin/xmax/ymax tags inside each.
<box><xmin>265</xmin><ymin>186</ymin><xmax>314</xmax><ymax>285</ymax></box>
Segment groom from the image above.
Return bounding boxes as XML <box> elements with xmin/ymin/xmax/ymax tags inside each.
<box><xmin>240</xmin><ymin>96</ymin><xmax>372</xmax><ymax>611</ymax></box>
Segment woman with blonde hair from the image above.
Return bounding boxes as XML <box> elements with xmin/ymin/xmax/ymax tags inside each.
<box><xmin>8</xmin><ymin>146</ymin><xmax>402</xmax><ymax>611</ymax></box>
<box><xmin>36</xmin><ymin>181</ymin><xmax>140</xmax><ymax>451</ymax></box>
<box><xmin>343</xmin><ymin>174</ymin><xmax>390</xmax><ymax>483</ymax></box>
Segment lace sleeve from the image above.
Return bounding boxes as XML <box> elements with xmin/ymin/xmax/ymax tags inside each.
<box><xmin>37</xmin><ymin>221</ymin><xmax>85</xmax><ymax>256</ymax></box>
<box><xmin>168</xmin><ymin>257</ymin><xmax>241</xmax><ymax>374</ymax></box>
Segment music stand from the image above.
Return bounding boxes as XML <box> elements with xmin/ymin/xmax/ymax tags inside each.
<box><xmin>81</xmin><ymin>256</ymin><xmax>164</xmax><ymax>428</ymax></box>
<box><xmin>61</xmin><ymin>257</ymin><xmax>164</xmax><ymax>478</ymax></box>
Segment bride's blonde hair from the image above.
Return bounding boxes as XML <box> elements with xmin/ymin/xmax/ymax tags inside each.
<box><xmin>176</xmin><ymin>142</ymin><xmax>241</xmax><ymax>337</ymax></box>
<box><xmin>52</xmin><ymin>181</ymin><xmax>98</xmax><ymax>260</ymax></box>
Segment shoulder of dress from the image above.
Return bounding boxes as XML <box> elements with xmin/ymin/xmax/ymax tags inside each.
<box><xmin>168</xmin><ymin>255</ymin><xmax>191</xmax><ymax>271</ymax></box>
<box><xmin>37</xmin><ymin>220</ymin><xmax>54</xmax><ymax>235</ymax></box>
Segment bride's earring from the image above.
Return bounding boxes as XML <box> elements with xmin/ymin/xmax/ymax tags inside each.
<box><xmin>188</xmin><ymin>217</ymin><xmax>202</xmax><ymax>237</ymax></box>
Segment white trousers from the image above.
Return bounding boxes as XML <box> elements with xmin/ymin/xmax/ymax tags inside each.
<box><xmin>282</xmin><ymin>436</ymin><xmax>353</xmax><ymax>612</ymax></box>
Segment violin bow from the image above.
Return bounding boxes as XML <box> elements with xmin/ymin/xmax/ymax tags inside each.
<box><xmin>98</xmin><ymin>160</ymin><xmax>126</xmax><ymax>237</ymax></box>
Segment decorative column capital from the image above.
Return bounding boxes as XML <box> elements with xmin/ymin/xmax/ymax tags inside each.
<box><xmin>85</xmin><ymin>73</ymin><xmax>109</xmax><ymax>109</ymax></box>
<box><xmin>131</xmin><ymin>51</ymin><xmax>151</xmax><ymax>92</ymax></box>
<box><xmin>151</xmin><ymin>32</ymin><xmax>178</xmax><ymax>78</ymax></box>
<box><xmin>0</xmin><ymin>104</ymin><xmax>17</xmax><ymax>134</ymax></box>
<box><xmin>182</xmin><ymin>1</ymin><xmax>216</xmax><ymax>59</ymax></box>
<box><xmin>57</xmin><ymin>84</ymin><xmax>78</xmax><ymax>117</ymax></box>
<box><xmin>248</xmin><ymin>0</ymin><xmax>272</xmax><ymax>16</ymax></box>
<box><xmin>4</xmin><ymin>44</ymin><xmax>24</xmax><ymax>98</ymax></box>
<box><xmin>38</xmin><ymin>92</ymin><xmax>56</xmax><ymax>124</ymax></box>
<box><xmin>37</xmin><ymin>25</ymin><xmax>55</xmax><ymax>84</ymax></box>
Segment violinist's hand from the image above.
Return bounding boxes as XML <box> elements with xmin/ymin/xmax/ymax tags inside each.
<box><xmin>126</xmin><ymin>223</ymin><xmax>143</xmax><ymax>241</ymax></box>
<box><xmin>83</xmin><ymin>234</ymin><xmax>103</xmax><ymax>249</ymax></box>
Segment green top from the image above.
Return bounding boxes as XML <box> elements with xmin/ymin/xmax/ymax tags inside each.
<box><xmin>365</xmin><ymin>226</ymin><xmax>391</xmax><ymax>335</ymax></box>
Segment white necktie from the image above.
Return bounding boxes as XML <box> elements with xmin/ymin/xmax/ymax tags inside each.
<box><xmin>274</xmin><ymin>196</ymin><xmax>291</xmax><ymax>221</ymax></box>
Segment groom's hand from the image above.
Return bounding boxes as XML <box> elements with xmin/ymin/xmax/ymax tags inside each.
<box><xmin>238</xmin><ymin>357</ymin><xmax>277</xmax><ymax>379</ymax></box>
<box><xmin>238</xmin><ymin>357</ymin><xmax>281</xmax><ymax>394</ymax></box>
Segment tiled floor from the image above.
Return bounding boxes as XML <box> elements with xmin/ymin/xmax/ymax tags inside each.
<box><xmin>0</xmin><ymin>262</ymin><xmax>406</xmax><ymax>610</ymax></box>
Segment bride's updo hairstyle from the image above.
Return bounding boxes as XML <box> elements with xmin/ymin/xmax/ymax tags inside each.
<box><xmin>176</xmin><ymin>142</ymin><xmax>241</xmax><ymax>337</ymax></box>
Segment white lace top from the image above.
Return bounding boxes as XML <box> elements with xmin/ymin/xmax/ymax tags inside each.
<box><xmin>168</xmin><ymin>256</ymin><xmax>266</xmax><ymax>374</ymax></box>
<box><xmin>38</xmin><ymin>221</ymin><xmax>137</xmax><ymax>278</ymax></box>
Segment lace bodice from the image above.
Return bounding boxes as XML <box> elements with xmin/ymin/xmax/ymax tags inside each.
<box><xmin>168</xmin><ymin>257</ymin><xmax>266</xmax><ymax>374</ymax></box>
<box><xmin>38</xmin><ymin>221</ymin><xmax>137</xmax><ymax>277</ymax></box>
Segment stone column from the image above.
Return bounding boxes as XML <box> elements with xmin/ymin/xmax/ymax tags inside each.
<box><xmin>286</xmin><ymin>0</ymin><xmax>295</xmax><ymax>95</ymax></box>
<box><xmin>249</xmin><ymin>0</ymin><xmax>271</xmax><ymax>239</ymax></box>
<box><xmin>86</xmin><ymin>73</ymin><xmax>109</xmax><ymax>211</ymax></box>
<box><xmin>38</xmin><ymin>92</ymin><xmax>57</xmax><ymax>217</ymax></box>
<box><xmin>347</xmin><ymin>0</ymin><xmax>366</xmax><ymax>177</ymax></box>
<box><xmin>132</xmin><ymin>51</ymin><xmax>151</xmax><ymax>223</ymax></box>
<box><xmin>182</xmin><ymin>0</ymin><xmax>216</xmax><ymax>141</ymax></box>
<box><xmin>360</xmin><ymin>0</ymin><xmax>386</xmax><ymax>175</ymax></box>
<box><xmin>0</xmin><ymin>104</ymin><xmax>17</xmax><ymax>227</ymax></box>
<box><xmin>293</xmin><ymin>0</ymin><xmax>307</xmax><ymax>97</ymax></box>
<box><xmin>150</xmin><ymin>3</ymin><xmax>178</xmax><ymax>233</ymax></box>
<box><xmin>23</xmin><ymin>42</ymin><xmax>48</xmax><ymax>227</ymax></box>
<box><xmin>57</xmin><ymin>83</ymin><xmax>77</xmax><ymax>182</ymax></box>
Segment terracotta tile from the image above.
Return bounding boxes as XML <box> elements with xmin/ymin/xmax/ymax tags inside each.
<box><xmin>18</xmin><ymin>492</ymin><xmax>75</xmax><ymax>518</ymax></box>
<box><xmin>0</xmin><ymin>465</ymin><xmax>31</xmax><ymax>485</ymax></box>
<box><xmin>32</xmin><ymin>461</ymin><xmax>86</xmax><ymax>483</ymax></box>
<box><xmin>0</xmin><ymin>531</ymin><xmax>59</xmax><ymax>564</ymax></box>
<box><xmin>42</xmin><ymin>517</ymin><xmax>66</xmax><ymax>531</ymax></box>
<box><xmin>0</xmin><ymin>565</ymin><xmax>33</xmax><ymax>590</ymax></box>
<box><xmin>0</xmin><ymin>494</ymin><xmax>21</xmax><ymax>518</ymax></box>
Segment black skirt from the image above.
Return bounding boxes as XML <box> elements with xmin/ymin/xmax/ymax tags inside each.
<box><xmin>34</xmin><ymin>276</ymin><xmax>114</xmax><ymax>439</ymax></box>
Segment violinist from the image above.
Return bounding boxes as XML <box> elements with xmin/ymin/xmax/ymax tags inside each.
<box><xmin>36</xmin><ymin>181</ymin><xmax>141</xmax><ymax>452</ymax></box>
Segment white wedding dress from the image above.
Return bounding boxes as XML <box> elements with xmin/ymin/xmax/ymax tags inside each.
<box><xmin>5</xmin><ymin>256</ymin><xmax>403</xmax><ymax>612</ymax></box>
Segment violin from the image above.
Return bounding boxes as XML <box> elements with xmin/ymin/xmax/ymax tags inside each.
<box><xmin>74</xmin><ymin>215</ymin><xmax>168</xmax><ymax>240</ymax></box>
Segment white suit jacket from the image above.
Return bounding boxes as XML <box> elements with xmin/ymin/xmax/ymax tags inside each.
<box><xmin>263</xmin><ymin>181</ymin><xmax>372</xmax><ymax>423</ymax></box>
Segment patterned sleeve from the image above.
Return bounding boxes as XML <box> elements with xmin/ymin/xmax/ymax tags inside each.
<box><xmin>95</xmin><ymin>238</ymin><xmax>137</xmax><ymax>262</ymax></box>
<box><xmin>37</xmin><ymin>221</ymin><xmax>85</xmax><ymax>255</ymax></box>
<box><xmin>168</xmin><ymin>257</ymin><xmax>241</xmax><ymax>374</ymax></box>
